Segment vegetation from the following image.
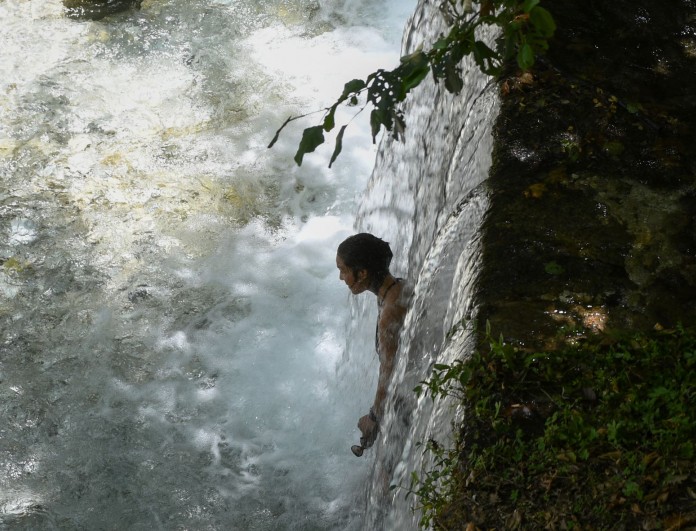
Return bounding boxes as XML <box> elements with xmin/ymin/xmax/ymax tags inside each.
<box><xmin>408</xmin><ymin>324</ymin><xmax>696</xmax><ymax>529</ymax></box>
<box><xmin>268</xmin><ymin>0</ymin><xmax>556</xmax><ymax>167</ymax></box>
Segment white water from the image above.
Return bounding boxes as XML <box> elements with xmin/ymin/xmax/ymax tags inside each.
<box><xmin>0</xmin><ymin>0</ymin><xmax>415</xmax><ymax>529</ymax></box>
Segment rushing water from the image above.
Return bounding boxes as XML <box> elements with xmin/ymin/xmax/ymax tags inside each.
<box><xmin>0</xmin><ymin>0</ymin><xmax>415</xmax><ymax>529</ymax></box>
<box><xmin>352</xmin><ymin>0</ymin><xmax>500</xmax><ymax>528</ymax></box>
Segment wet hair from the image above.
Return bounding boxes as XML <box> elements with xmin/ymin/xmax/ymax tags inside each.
<box><xmin>337</xmin><ymin>233</ymin><xmax>393</xmax><ymax>290</ymax></box>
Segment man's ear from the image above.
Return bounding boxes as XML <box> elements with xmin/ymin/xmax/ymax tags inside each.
<box><xmin>357</xmin><ymin>269</ymin><xmax>368</xmax><ymax>282</ymax></box>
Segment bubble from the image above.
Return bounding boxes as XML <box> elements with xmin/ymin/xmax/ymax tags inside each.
<box><xmin>8</xmin><ymin>218</ymin><xmax>38</xmax><ymax>245</ymax></box>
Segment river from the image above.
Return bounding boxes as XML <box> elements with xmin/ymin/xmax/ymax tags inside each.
<box><xmin>0</xmin><ymin>0</ymin><xmax>416</xmax><ymax>529</ymax></box>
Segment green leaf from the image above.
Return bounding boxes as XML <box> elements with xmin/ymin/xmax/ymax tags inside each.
<box><xmin>432</xmin><ymin>36</ymin><xmax>449</xmax><ymax>50</ymax></box>
<box><xmin>626</xmin><ymin>101</ymin><xmax>642</xmax><ymax>114</ymax></box>
<box><xmin>457</xmin><ymin>367</ymin><xmax>472</xmax><ymax>386</ymax></box>
<box><xmin>544</xmin><ymin>261</ymin><xmax>564</xmax><ymax>275</ymax></box>
<box><xmin>399</xmin><ymin>69</ymin><xmax>429</xmax><ymax>99</ymax></box>
<box><xmin>340</xmin><ymin>79</ymin><xmax>366</xmax><ymax>99</ymax></box>
<box><xmin>444</xmin><ymin>56</ymin><xmax>463</xmax><ymax>94</ymax></box>
<box><xmin>517</xmin><ymin>43</ymin><xmax>535</xmax><ymax>70</ymax></box>
<box><xmin>293</xmin><ymin>125</ymin><xmax>325</xmax><ymax>166</ymax></box>
<box><xmin>473</xmin><ymin>41</ymin><xmax>499</xmax><ymax>75</ymax></box>
<box><xmin>449</xmin><ymin>37</ymin><xmax>472</xmax><ymax>65</ymax></box>
<box><xmin>529</xmin><ymin>6</ymin><xmax>556</xmax><ymax>37</ymax></box>
<box><xmin>328</xmin><ymin>125</ymin><xmax>347</xmax><ymax>168</ymax></box>
<box><xmin>370</xmin><ymin>109</ymin><xmax>384</xmax><ymax>143</ymax></box>
<box><xmin>522</xmin><ymin>0</ymin><xmax>540</xmax><ymax>13</ymax></box>
<box><xmin>322</xmin><ymin>104</ymin><xmax>337</xmax><ymax>132</ymax></box>
<box><xmin>399</xmin><ymin>52</ymin><xmax>430</xmax><ymax>97</ymax></box>
<box><xmin>400</xmin><ymin>49</ymin><xmax>425</xmax><ymax>64</ymax></box>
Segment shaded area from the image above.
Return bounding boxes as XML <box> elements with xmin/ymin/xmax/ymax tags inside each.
<box><xmin>427</xmin><ymin>328</ymin><xmax>696</xmax><ymax>530</ymax></box>
<box><xmin>478</xmin><ymin>0</ymin><xmax>696</xmax><ymax>346</ymax></box>
<box><xmin>431</xmin><ymin>0</ymin><xmax>696</xmax><ymax>528</ymax></box>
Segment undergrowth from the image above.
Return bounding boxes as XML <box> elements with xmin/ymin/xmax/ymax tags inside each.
<box><xmin>406</xmin><ymin>324</ymin><xmax>696</xmax><ymax>530</ymax></box>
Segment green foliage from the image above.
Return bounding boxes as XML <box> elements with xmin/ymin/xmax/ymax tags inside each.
<box><xmin>269</xmin><ymin>0</ymin><xmax>556</xmax><ymax>166</ymax></box>
<box><xmin>407</xmin><ymin>325</ymin><xmax>696</xmax><ymax>529</ymax></box>
<box><xmin>400</xmin><ymin>439</ymin><xmax>461</xmax><ymax>529</ymax></box>
<box><xmin>544</xmin><ymin>260</ymin><xmax>564</xmax><ymax>275</ymax></box>
<box><xmin>294</xmin><ymin>125</ymin><xmax>325</xmax><ymax>166</ymax></box>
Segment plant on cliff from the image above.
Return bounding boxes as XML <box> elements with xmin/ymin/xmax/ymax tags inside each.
<box><xmin>407</xmin><ymin>324</ymin><xmax>696</xmax><ymax>529</ymax></box>
<box><xmin>268</xmin><ymin>0</ymin><xmax>556</xmax><ymax>167</ymax></box>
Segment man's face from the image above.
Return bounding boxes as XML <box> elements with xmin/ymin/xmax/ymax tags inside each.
<box><xmin>336</xmin><ymin>255</ymin><xmax>368</xmax><ymax>294</ymax></box>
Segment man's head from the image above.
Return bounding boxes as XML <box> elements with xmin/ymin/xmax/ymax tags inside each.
<box><xmin>336</xmin><ymin>233</ymin><xmax>393</xmax><ymax>293</ymax></box>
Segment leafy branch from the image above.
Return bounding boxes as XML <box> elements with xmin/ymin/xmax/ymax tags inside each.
<box><xmin>268</xmin><ymin>0</ymin><xmax>556</xmax><ymax>167</ymax></box>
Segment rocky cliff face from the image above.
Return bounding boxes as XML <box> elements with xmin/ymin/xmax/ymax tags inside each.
<box><xmin>479</xmin><ymin>0</ymin><xmax>696</xmax><ymax>346</ymax></box>
<box><xmin>358</xmin><ymin>0</ymin><xmax>696</xmax><ymax>527</ymax></box>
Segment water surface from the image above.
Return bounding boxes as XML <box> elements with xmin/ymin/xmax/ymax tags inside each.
<box><xmin>0</xmin><ymin>0</ymin><xmax>414</xmax><ymax>528</ymax></box>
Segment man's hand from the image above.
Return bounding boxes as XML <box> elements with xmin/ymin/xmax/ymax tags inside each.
<box><xmin>357</xmin><ymin>414</ymin><xmax>379</xmax><ymax>448</ymax></box>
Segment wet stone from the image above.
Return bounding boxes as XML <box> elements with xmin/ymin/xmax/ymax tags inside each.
<box><xmin>478</xmin><ymin>0</ymin><xmax>696</xmax><ymax>347</ymax></box>
<box><xmin>63</xmin><ymin>0</ymin><xmax>144</xmax><ymax>21</ymax></box>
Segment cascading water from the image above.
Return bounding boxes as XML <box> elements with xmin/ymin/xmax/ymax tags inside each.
<box><xmin>0</xmin><ymin>0</ymin><xmax>417</xmax><ymax>529</ymax></box>
<box><xmin>350</xmin><ymin>0</ymin><xmax>500</xmax><ymax>528</ymax></box>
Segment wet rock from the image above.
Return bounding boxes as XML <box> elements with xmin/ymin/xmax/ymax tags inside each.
<box><xmin>127</xmin><ymin>285</ymin><xmax>150</xmax><ymax>303</ymax></box>
<box><xmin>63</xmin><ymin>0</ymin><xmax>143</xmax><ymax>21</ymax></box>
<box><xmin>478</xmin><ymin>0</ymin><xmax>696</xmax><ymax>347</ymax></box>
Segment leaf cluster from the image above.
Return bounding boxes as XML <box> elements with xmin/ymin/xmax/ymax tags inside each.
<box><xmin>269</xmin><ymin>0</ymin><xmax>556</xmax><ymax>167</ymax></box>
<box><xmin>408</xmin><ymin>324</ymin><xmax>696</xmax><ymax>529</ymax></box>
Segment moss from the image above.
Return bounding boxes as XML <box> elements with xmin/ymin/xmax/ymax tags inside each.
<box><xmin>2</xmin><ymin>257</ymin><xmax>33</xmax><ymax>275</ymax></box>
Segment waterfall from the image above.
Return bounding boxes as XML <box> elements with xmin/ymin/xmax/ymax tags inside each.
<box><xmin>351</xmin><ymin>0</ymin><xmax>500</xmax><ymax>527</ymax></box>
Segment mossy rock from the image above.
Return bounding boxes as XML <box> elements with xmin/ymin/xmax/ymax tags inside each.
<box><xmin>478</xmin><ymin>0</ymin><xmax>696</xmax><ymax>348</ymax></box>
<box><xmin>63</xmin><ymin>0</ymin><xmax>143</xmax><ymax>21</ymax></box>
